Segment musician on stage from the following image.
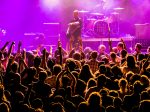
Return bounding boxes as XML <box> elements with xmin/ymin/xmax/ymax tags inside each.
<box><xmin>66</xmin><ymin>10</ymin><xmax>83</xmax><ymax>51</ymax></box>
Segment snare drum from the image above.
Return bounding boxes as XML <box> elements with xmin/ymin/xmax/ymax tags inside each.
<box><xmin>93</xmin><ymin>20</ymin><xmax>109</xmax><ymax>36</ymax></box>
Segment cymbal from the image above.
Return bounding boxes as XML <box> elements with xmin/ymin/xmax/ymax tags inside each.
<box><xmin>78</xmin><ymin>10</ymin><xmax>89</xmax><ymax>13</ymax></box>
<box><xmin>87</xmin><ymin>18</ymin><xmax>97</xmax><ymax>21</ymax></box>
<box><xmin>111</xmin><ymin>12</ymin><xmax>119</xmax><ymax>15</ymax></box>
<box><xmin>91</xmin><ymin>13</ymin><xmax>104</xmax><ymax>16</ymax></box>
<box><xmin>114</xmin><ymin>7</ymin><xmax>124</xmax><ymax>10</ymax></box>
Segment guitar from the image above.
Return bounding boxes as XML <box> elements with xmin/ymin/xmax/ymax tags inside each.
<box><xmin>67</xmin><ymin>21</ymin><xmax>81</xmax><ymax>35</ymax></box>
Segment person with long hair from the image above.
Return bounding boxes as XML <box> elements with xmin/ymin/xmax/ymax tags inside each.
<box><xmin>118</xmin><ymin>78</ymin><xmax>129</xmax><ymax>99</ymax></box>
<box><xmin>122</xmin><ymin>55</ymin><xmax>140</xmax><ymax>75</ymax></box>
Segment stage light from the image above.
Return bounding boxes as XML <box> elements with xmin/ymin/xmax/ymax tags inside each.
<box><xmin>0</xmin><ymin>28</ymin><xmax>6</xmax><ymax>36</ymax></box>
<box><xmin>40</xmin><ymin>0</ymin><xmax>59</xmax><ymax>11</ymax></box>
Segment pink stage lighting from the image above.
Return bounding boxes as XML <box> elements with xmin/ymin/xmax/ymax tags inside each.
<box><xmin>40</xmin><ymin>0</ymin><xmax>59</xmax><ymax>11</ymax></box>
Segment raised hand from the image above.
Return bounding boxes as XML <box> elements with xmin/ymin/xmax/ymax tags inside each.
<box><xmin>121</xmin><ymin>38</ymin><xmax>127</xmax><ymax>50</ymax></box>
<box><xmin>108</xmin><ymin>38</ymin><xmax>112</xmax><ymax>52</ymax></box>
<box><xmin>18</xmin><ymin>41</ymin><xmax>22</xmax><ymax>47</ymax></box>
<box><xmin>12</xmin><ymin>41</ymin><xmax>15</xmax><ymax>45</ymax></box>
<box><xmin>79</xmin><ymin>45</ymin><xmax>83</xmax><ymax>52</ymax></box>
<box><xmin>1</xmin><ymin>41</ymin><xmax>10</xmax><ymax>52</ymax></box>
<box><xmin>108</xmin><ymin>38</ymin><xmax>112</xmax><ymax>45</ymax></box>
<box><xmin>58</xmin><ymin>40</ymin><xmax>62</xmax><ymax>48</ymax></box>
<box><xmin>42</xmin><ymin>48</ymin><xmax>47</xmax><ymax>56</ymax></box>
<box><xmin>6</xmin><ymin>41</ymin><xmax>10</xmax><ymax>45</ymax></box>
<box><xmin>22</xmin><ymin>48</ymin><xmax>26</xmax><ymax>59</ymax></box>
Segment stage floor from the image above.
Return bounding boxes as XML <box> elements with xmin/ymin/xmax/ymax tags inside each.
<box><xmin>82</xmin><ymin>35</ymin><xmax>135</xmax><ymax>53</ymax></box>
<box><xmin>82</xmin><ymin>36</ymin><xmax>134</xmax><ymax>42</ymax></box>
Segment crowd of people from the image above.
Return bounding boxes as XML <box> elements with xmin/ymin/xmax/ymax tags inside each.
<box><xmin>0</xmin><ymin>38</ymin><xmax>150</xmax><ymax>112</ymax></box>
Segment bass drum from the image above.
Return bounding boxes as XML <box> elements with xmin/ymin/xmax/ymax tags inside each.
<box><xmin>93</xmin><ymin>20</ymin><xmax>109</xmax><ymax>36</ymax></box>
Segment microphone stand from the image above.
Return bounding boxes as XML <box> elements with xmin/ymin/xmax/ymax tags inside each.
<box><xmin>108</xmin><ymin>22</ymin><xmax>113</xmax><ymax>52</ymax></box>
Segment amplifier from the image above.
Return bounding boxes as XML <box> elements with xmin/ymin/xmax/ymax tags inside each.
<box><xmin>135</xmin><ymin>23</ymin><xmax>150</xmax><ymax>39</ymax></box>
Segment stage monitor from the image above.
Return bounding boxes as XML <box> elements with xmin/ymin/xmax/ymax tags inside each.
<box><xmin>135</xmin><ymin>23</ymin><xmax>150</xmax><ymax>39</ymax></box>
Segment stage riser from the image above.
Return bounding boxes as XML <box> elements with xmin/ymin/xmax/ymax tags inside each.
<box><xmin>83</xmin><ymin>40</ymin><xmax>133</xmax><ymax>53</ymax></box>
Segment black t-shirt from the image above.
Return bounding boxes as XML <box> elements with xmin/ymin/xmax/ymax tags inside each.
<box><xmin>69</xmin><ymin>17</ymin><xmax>82</xmax><ymax>37</ymax></box>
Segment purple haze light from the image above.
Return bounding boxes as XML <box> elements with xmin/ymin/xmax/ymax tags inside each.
<box><xmin>40</xmin><ymin>0</ymin><xmax>59</xmax><ymax>11</ymax></box>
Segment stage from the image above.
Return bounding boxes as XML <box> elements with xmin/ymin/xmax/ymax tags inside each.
<box><xmin>81</xmin><ymin>35</ymin><xmax>135</xmax><ymax>53</ymax></box>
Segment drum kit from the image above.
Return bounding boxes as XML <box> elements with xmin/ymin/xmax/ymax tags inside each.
<box><xmin>79</xmin><ymin>6</ymin><xmax>124</xmax><ymax>37</ymax></box>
